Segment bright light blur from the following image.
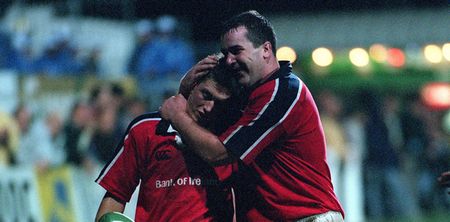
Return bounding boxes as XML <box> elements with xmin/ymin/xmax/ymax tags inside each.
<box><xmin>276</xmin><ymin>46</ymin><xmax>297</xmax><ymax>63</ymax></box>
<box><xmin>424</xmin><ymin>44</ymin><xmax>443</xmax><ymax>63</ymax></box>
<box><xmin>421</xmin><ymin>82</ymin><xmax>450</xmax><ymax>110</ymax></box>
<box><xmin>442</xmin><ymin>43</ymin><xmax>450</xmax><ymax>62</ymax></box>
<box><xmin>369</xmin><ymin>44</ymin><xmax>388</xmax><ymax>63</ymax></box>
<box><xmin>349</xmin><ymin>48</ymin><xmax>370</xmax><ymax>67</ymax></box>
<box><xmin>387</xmin><ymin>48</ymin><xmax>405</xmax><ymax>68</ymax></box>
<box><xmin>312</xmin><ymin>47</ymin><xmax>333</xmax><ymax>67</ymax></box>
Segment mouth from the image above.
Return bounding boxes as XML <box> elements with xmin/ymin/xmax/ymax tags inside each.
<box><xmin>232</xmin><ymin>63</ymin><xmax>248</xmax><ymax>75</ymax></box>
<box><xmin>231</xmin><ymin>68</ymin><xmax>245</xmax><ymax>78</ymax></box>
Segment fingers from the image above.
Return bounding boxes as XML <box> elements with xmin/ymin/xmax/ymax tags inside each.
<box><xmin>179</xmin><ymin>54</ymin><xmax>220</xmax><ymax>97</ymax></box>
<box><xmin>205</xmin><ymin>54</ymin><xmax>220</xmax><ymax>62</ymax></box>
<box><xmin>184</xmin><ymin>55</ymin><xmax>218</xmax><ymax>82</ymax></box>
<box><xmin>195</xmin><ymin>55</ymin><xmax>219</xmax><ymax>72</ymax></box>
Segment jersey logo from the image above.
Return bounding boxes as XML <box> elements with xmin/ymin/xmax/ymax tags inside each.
<box><xmin>155</xmin><ymin>150</ymin><xmax>171</xmax><ymax>161</ymax></box>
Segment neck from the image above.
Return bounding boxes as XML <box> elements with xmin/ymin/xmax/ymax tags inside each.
<box><xmin>260</xmin><ymin>59</ymin><xmax>280</xmax><ymax>83</ymax></box>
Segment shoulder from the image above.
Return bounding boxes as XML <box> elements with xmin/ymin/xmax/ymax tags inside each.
<box><xmin>265</xmin><ymin>62</ymin><xmax>303</xmax><ymax>93</ymax></box>
<box><xmin>254</xmin><ymin>74</ymin><xmax>302</xmax><ymax>99</ymax></box>
<box><xmin>126</xmin><ymin>112</ymin><xmax>161</xmax><ymax>133</ymax></box>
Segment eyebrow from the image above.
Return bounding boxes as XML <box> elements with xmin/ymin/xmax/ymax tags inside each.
<box><xmin>221</xmin><ymin>45</ymin><xmax>242</xmax><ymax>53</ymax></box>
<box><xmin>209</xmin><ymin>88</ymin><xmax>230</xmax><ymax>101</ymax></box>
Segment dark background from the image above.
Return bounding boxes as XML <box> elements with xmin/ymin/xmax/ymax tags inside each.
<box><xmin>1</xmin><ymin>0</ymin><xmax>447</xmax><ymax>42</ymax></box>
<box><xmin>87</xmin><ymin>0</ymin><xmax>449</xmax><ymax>42</ymax></box>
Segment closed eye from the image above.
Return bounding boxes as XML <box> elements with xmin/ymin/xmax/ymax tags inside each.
<box><xmin>201</xmin><ymin>89</ymin><xmax>213</xmax><ymax>101</ymax></box>
<box><xmin>222</xmin><ymin>46</ymin><xmax>243</xmax><ymax>56</ymax></box>
<box><xmin>229</xmin><ymin>46</ymin><xmax>243</xmax><ymax>55</ymax></box>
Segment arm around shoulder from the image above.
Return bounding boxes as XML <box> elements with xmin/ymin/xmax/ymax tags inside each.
<box><xmin>171</xmin><ymin>109</ymin><xmax>230</xmax><ymax>163</ymax></box>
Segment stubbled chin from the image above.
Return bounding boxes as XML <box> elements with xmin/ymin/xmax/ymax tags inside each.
<box><xmin>238</xmin><ymin>76</ymin><xmax>250</xmax><ymax>86</ymax></box>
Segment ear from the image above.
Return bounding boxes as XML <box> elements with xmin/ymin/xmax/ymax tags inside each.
<box><xmin>262</xmin><ymin>41</ymin><xmax>272</xmax><ymax>59</ymax></box>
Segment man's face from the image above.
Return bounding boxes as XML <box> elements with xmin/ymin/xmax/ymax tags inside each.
<box><xmin>187</xmin><ymin>79</ymin><xmax>230</xmax><ymax>125</ymax></box>
<box><xmin>221</xmin><ymin>26</ymin><xmax>265</xmax><ymax>88</ymax></box>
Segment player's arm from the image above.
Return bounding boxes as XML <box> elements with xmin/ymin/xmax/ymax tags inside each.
<box><xmin>95</xmin><ymin>192</ymin><xmax>126</xmax><ymax>222</ymax></box>
<box><xmin>438</xmin><ymin>171</ymin><xmax>450</xmax><ymax>190</ymax></box>
<box><xmin>160</xmin><ymin>94</ymin><xmax>229</xmax><ymax>163</ymax></box>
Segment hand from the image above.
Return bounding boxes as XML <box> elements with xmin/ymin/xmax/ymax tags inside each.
<box><xmin>438</xmin><ymin>171</ymin><xmax>450</xmax><ymax>188</ymax></box>
<box><xmin>160</xmin><ymin>94</ymin><xmax>188</xmax><ymax>121</ymax></box>
<box><xmin>179</xmin><ymin>55</ymin><xmax>218</xmax><ymax>97</ymax></box>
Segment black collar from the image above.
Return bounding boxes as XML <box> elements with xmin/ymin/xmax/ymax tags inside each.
<box><xmin>155</xmin><ymin>119</ymin><xmax>177</xmax><ymax>135</ymax></box>
<box><xmin>246</xmin><ymin>61</ymin><xmax>292</xmax><ymax>92</ymax></box>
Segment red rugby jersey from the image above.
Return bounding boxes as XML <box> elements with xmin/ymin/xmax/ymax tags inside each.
<box><xmin>218</xmin><ymin>62</ymin><xmax>344</xmax><ymax>221</ymax></box>
<box><xmin>96</xmin><ymin>112</ymin><xmax>233</xmax><ymax>222</ymax></box>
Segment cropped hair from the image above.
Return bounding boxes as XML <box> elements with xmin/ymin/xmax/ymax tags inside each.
<box><xmin>197</xmin><ymin>54</ymin><xmax>241</xmax><ymax>97</ymax></box>
<box><xmin>220</xmin><ymin>10</ymin><xmax>277</xmax><ymax>53</ymax></box>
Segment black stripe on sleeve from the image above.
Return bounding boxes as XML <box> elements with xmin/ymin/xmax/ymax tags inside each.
<box><xmin>224</xmin><ymin>75</ymin><xmax>300</xmax><ymax>159</ymax></box>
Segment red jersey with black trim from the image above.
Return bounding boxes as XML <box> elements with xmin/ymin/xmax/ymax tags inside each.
<box><xmin>218</xmin><ymin>62</ymin><xmax>344</xmax><ymax>221</ymax></box>
<box><xmin>96</xmin><ymin>112</ymin><xmax>233</xmax><ymax>222</ymax></box>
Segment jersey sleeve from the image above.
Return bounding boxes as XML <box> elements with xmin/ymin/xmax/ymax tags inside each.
<box><xmin>219</xmin><ymin>77</ymin><xmax>302</xmax><ymax>164</ymax></box>
<box><xmin>95</xmin><ymin>127</ymin><xmax>141</xmax><ymax>203</ymax></box>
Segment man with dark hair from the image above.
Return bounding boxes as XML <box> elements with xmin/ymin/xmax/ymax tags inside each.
<box><xmin>161</xmin><ymin>10</ymin><xmax>344</xmax><ymax>221</ymax></box>
<box><xmin>95</xmin><ymin>57</ymin><xmax>239</xmax><ymax>222</ymax></box>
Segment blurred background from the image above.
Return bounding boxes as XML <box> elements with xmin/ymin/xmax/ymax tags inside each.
<box><xmin>0</xmin><ymin>1</ymin><xmax>449</xmax><ymax>222</ymax></box>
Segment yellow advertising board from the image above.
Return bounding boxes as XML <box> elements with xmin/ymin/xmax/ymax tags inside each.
<box><xmin>36</xmin><ymin>166</ymin><xmax>79</xmax><ymax>222</ymax></box>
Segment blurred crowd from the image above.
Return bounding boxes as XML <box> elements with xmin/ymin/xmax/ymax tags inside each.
<box><xmin>0</xmin><ymin>14</ymin><xmax>195</xmax><ymax>172</ymax></box>
<box><xmin>126</xmin><ymin>15</ymin><xmax>194</xmax><ymax>107</ymax></box>
<box><xmin>317</xmin><ymin>89</ymin><xmax>450</xmax><ymax>221</ymax></box>
<box><xmin>0</xmin><ymin>14</ymin><xmax>194</xmax><ymax>109</ymax></box>
<box><xmin>0</xmin><ymin>80</ymin><xmax>148</xmax><ymax>172</ymax></box>
<box><xmin>0</xmin><ymin>23</ymin><xmax>91</xmax><ymax>76</ymax></box>
<box><xmin>0</xmin><ymin>11</ymin><xmax>449</xmax><ymax>222</ymax></box>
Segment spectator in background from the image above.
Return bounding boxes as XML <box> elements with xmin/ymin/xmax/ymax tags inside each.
<box><xmin>401</xmin><ymin>94</ymin><xmax>432</xmax><ymax>210</ymax></box>
<box><xmin>318</xmin><ymin>90</ymin><xmax>367</xmax><ymax>222</ymax></box>
<box><xmin>318</xmin><ymin>90</ymin><xmax>348</xmax><ymax>204</ymax></box>
<box><xmin>118</xmin><ymin>96</ymin><xmax>149</xmax><ymax>132</ymax></box>
<box><xmin>363</xmin><ymin>92</ymin><xmax>419</xmax><ymax>221</ymax></box>
<box><xmin>11</xmin><ymin>31</ymin><xmax>36</xmax><ymax>74</ymax></box>
<box><xmin>152</xmin><ymin>15</ymin><xmax>194</xmax><ymax>80</ymax></box>
<box><xmin>425</xmin><ymin>117</ymin><xmax>450</xmax><ymax>209</ymax></box>
<box><xmin>0</xmin><ymin>29</ymin><xmax>15</xmax><ymax>69</ymax></box>
<box><xmin>88</xmin><ymin>83</ymin><xmax>126</xmax><ymax>166</ymax></box>
<box><xmin>142</xmin><ymin>15</ymin><xmax>194</xmax><ymax>109</ymax></box>
<box><xmin>0</xmin><ymin>110</ymin><xmax>20</xmax><ymax>167</ymax></box>
<box><xmin>82</xmin><ymin>45</ymin><xmax>102</xmax><ymax>75</ymax></box>
<box><xmin>403</xmin><ymin>95</ymin><xmax>450</xmax><ymax>211</ymax></box>
<box><xmin>34</xmin><ymin>26</ymin><xmax>83</xmax><ymax>76</ymax></box>
<box><xmin>127</xmin><ymin>19</ymin><xmax>157</xmax><ymax>108</ymax></box>
<box><xmin>127</xmin><ymin>19</ymin><xmax>155</xmax><ymax>76</ymax></box>
<box><xmin>342</xmin><ymin>92</ymin><xmax>367</xmax><ymax>222</ymax></box>
<box><xmin>15</xmin><ymin>105</ymin><xmax>65</xmax><ymax>172</ymax></box>
<box><xmin>63</xmin><ymin>100</ymin><xmax>94</xmax><ymax>169</ymax></box>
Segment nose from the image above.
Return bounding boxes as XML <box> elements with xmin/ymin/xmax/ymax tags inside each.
<box><xmin>203</xmin><ymin>100</ymin><xmax>215</xmax><ymax>113</ymax></box>
<box><xmin>226</xmin><ymin>53</ymin><xmax>236</xmax><ymax>65</ymax></box>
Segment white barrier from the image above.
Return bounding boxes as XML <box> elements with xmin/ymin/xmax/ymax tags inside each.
<box><xmin>0</xmin><ymin>70</ymin><xmax>19</xmax><ymax>114</ymax></box>
<box><xmin>0</xmin><ymin>167</ymin><xmax>43</xmax><ymax>222</ymax></box>
<box><xmin>0</xmin><ymin>165</ymin><xmax>138</xmax><ymax>222</ymax></box>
